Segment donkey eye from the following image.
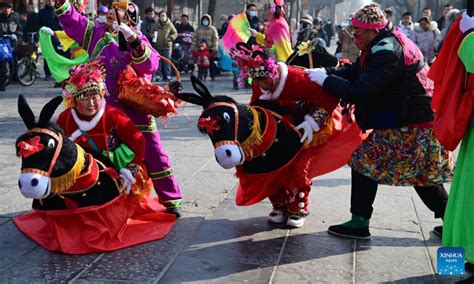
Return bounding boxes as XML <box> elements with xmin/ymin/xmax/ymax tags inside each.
<box><xmin>223</xmin><ymin>112</ymin><xmax>231</xmax><ymax>123</ymax></box>
<box><xmin>47</xmin><ymin>139</ymin><xmax>55</xmax><ymax>148</ymax></box>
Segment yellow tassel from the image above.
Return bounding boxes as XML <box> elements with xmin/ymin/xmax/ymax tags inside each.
<box><xmin>130</xmin><ymin>165</ymin><xmax>152</xmax><ymax>202</ymax></box>
<box><xmin>240</xmin><ymin>106</ymin><xmax>263</xmax><ymax>158</ymax></box>
<box><xmin>50</xmin><ymin>145</ymin><xmax>86</xmax><ymax>195</ymax></box>
<box><xmin>305</xmin><ymin>120</ymin><xmax>334</xmax><ymax>148</ymax></box>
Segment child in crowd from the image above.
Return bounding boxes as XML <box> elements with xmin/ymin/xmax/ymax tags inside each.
<box><xmin>193</xmin><ymin>40</ymin><xmax>213</xmax><ymax>81</ymax></box>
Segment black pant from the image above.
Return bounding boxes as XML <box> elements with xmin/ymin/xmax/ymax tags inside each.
<box><xmin>209</xmin><ymin>58</ymin><xmax>218</xmax><ymax>79</ymax></box>
<box><xmin>350</xmin><ymin>169</ymin><xmax>448</xmax><ymax>220</ymax></box>
<box><xmin>0</xmin><ymin>61</ymin><xmax>7</xmax><ymax>87</ymax></box>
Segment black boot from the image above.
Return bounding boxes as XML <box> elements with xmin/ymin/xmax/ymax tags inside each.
<box><xmin>327</xmin><ymin>214</ymin><xmax>371</xmax><ymax>240</ymax></box>
<box><xmin>166</xmin><ymin>207</ymin><xmax>182</xmax><ymax>218</ymax></box>
<box><xmin>466</xmin><ymin>262</ymin><xmax>474</xmax><ymax>273</ymax></box>
<box><xmin>433</xmin><ymin>225</ymin><xmax>443</xmax><ymax>237</ymax></box>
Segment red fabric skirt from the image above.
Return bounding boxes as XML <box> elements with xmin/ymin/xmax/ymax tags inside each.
<box><xmin>236</xmin><ymin>107</ymin><xmax>366</xmax><ymax>206</ymax></box>
<box><xmin>428</xmin><ymin>17</ymin><xmax>474</xmax><ymax>151</ymax></box>
<box><xmin>13</xmin><ymin>194</ymin><xmax>176</xmax><ymax>254</ymax></box>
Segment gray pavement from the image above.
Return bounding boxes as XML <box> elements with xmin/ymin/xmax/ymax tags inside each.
<box><xmin>0</xmin><ymin>75</ymin><xmax>471</xmax><ymax>283</ymax></box>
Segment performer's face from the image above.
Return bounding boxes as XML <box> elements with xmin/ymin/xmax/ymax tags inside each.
<box><xmin>352</xmin><ymin>27</ymin><xmax>377</xmax><ymax>51</ymax></box>
<box><xmin>76</xmin><ymin>94</ymin><xmax>102</xmax><ymax>117</ymax></box>
<box><xmin>106</xmin><ymin>9</ymin><xmax>126</xmax><ymax>30</ymax></box>
<box><xmin>254</xmin><ymin>78</ymin><xmax>275</xmax><ymax>91</ymax></box>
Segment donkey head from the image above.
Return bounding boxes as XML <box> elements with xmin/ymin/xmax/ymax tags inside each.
<box><xmin>176</xmin><ymin>76</ymin><xmax>257</xmax><ymax>169</ymax></box>
<box><xmin>16</xmin><ymin>95</ymin><xmax>78</xmax><ymax>199</ymax></box>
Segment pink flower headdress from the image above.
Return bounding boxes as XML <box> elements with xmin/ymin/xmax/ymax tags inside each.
<box><xmin>230</xmin><ymin>42</ymin><xmax>279</xmax><ymax>83</ymax></box>
<box><xmin>63</xmin><ymin>60</ymin><xmax>107</xmax><ymax>108</ymax></box>
<box><xmin>265</xmin><ymin>0</ymin><xmax>284</xmax><ymax>13</ymax></box>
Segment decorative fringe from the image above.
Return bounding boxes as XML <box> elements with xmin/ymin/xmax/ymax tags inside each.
<box><xmin>50</xmin><ymin>145</ymin><xmax>86</xmax><ymax>195</ymax></box>
<box><xmin>118</xmin><ymin>66</ymin><xmax>178</xmax><ymax>117</ymax></box>
<box><xmin>240</xmin><ymin>106</ymin><xmax>263</xmax><ymax>158</ymax></box>
<box><xmin>305</xmin><ymin>120</ymin><xmax>334</xmax><ymax>148</ymax></box>
<box><xmin>130</xmin><ymin>165</ymin><xmax>152</xmax><ymax>202</ymax></box>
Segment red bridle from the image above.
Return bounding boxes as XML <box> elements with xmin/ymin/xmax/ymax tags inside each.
<box><xmin>19</xmin><ymin>128</ymin><xmax>64</xmax><ymax>177</ymax></box>
<box><xmin>201</xmin><ymin>102</ymin><xmax>240</xmax><ymax>149</ymax></box>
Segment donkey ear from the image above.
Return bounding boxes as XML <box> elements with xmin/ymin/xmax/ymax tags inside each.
<box><xmin>38</xmin><ymin>96</ymin><xmax>63</xmax><ymax>127</ymax></box>
<box><xmin>18</xmin><ymin>94</ymin><xmax>36</xmax><ymax>130</ymax></box>
<box><xmin>190</xmin><ymin>75</ymin><xmax>213</xmax><ymax>100</ymax></box>
<box><xmin>175</xmin><ymin>92</ymin><xmax>207</xmax><ymax>107</ymax></box>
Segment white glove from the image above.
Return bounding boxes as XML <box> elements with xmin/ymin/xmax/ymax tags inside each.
<box><xmin>10</xmin><ymin>34</ymin><xmax>17</xmax><ymax>41</ymax></box>
<box><xmin>306</xmin><ymin>68</ymin><xmax>328</xmax><ymax>86</ymax></box>
<box><xmin>118</xmin><ymin>23</ymin><xmax>136</xmax><ymax>39</ymax></box>
<box><xmin>119</xmin><ymin>168</ymin><xmax>136</xmax><ymax>194</ymax></box>
<box><xmin>296</xmin><ymin>115</ymin><xmax>320</xmax><ymax>144</ymax></box>
<box><xmin>248</xmin><ymin>28</ymin><xmax>258</xmax><ymax>37</ymax></box>
<box><xmin>112</xmin><ymin>21</ymin><xmax>119</xmax><ymax>31</ymax></box>
<box><xmin>460</xmin><ymin>12</ymin><xmax>474</xmax><ymax>33</ymax></box>
<box><xmin>42</xmin><ymin>27</ymin><xmax>55</xmax><ymax>36</ymax></box>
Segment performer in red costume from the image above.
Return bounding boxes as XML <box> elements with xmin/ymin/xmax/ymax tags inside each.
<box><xmin>230</xmin><ymin>44</ymin><xmax>364</xmax><ymax>227</ymax></box>
<box><xmin>57</xmin><ymin>60</ymin><xmax>145</xmax><ymax>193</ymax></box>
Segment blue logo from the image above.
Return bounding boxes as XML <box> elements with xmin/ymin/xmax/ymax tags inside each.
<box><xmin>437</xmin><ymin>247</ymin><xmax>465</xmax><ymax>275</ymax></box>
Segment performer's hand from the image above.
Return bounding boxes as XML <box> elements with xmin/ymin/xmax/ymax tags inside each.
<box><xmin>460</xmin><ymin>12</ymin><xmax>474</xmax><ymax>33</ymax></box>
<box><xmin>119</xmin><ymin>23</ymin><xmax>136</xmax><ymax>41</ymax></box>
<box><xmin>306</xmin><ymin>68</ymin><xmax>328</xmax><ymax>86</ymax></box>
<box><xmin>42</xmin><ymin>27</ymin><xmax>55</xmax><ymax>37</ymax></box>
<box><xmin>248</xmin><ymin>28</ymin><xmax>258</xmax><ymax>37</ymax></box>
<box><xmin>119</xmin><ymin>168</ymin><xmax>136</xmax><ymax>194</ymax></box>
<box><xmin>297</xmin><ymin>115</ymin><xmax>320</xmax><ymax>144</ymax></box>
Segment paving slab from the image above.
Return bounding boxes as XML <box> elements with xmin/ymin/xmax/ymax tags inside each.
<box><xmin>75</xmin><ymin>214</ymin><xmax>205</xmax><ymax>283</ymax></box>
<box><xmin>160</xmin><ymin>255</ymin><xmax>274</xmax><ymax>284</ymax></box>
<box><xmin>354</xmin><ymin>228</ymin><xmax>435</xmax><ymax>282</ymax></box>
<box><xmin>273</xmin><ymin>234</ymin><xmax>355</xmax><ymax>283</ymax></box>
<box><xmin>161</xmin><ymin>198</ymin><xmax>287</xmax><ymax>282</ymax></box>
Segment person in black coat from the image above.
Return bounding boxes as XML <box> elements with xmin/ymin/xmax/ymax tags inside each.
<box><xmin>246</xmin><ymin>3</ymin><xmax>260</xmax><ymax>46</ymax></box>
<box><xmin>305</xmin><ymin>4</ymin><xmax>451</xmax><ymax>241</ymax></box>
<box><xmin>286</xmin><ymin>15</ymin><xmax>338</xmax><ymax>69</ymax></box>
<box><xmin>175</xmin><ymin>14</ymin><xmax>195</xmax><ymax>34</ymax></box>
<box><xmin>313</xmin><ymin>17</ymin><xmax>328</xmax><ymax>47</ymax></box>
<box><xmin>324</xmin><ymin>19</ymin><xmax>335</xmax><ymax>47</ymax></box>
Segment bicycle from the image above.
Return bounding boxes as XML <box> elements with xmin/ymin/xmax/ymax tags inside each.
<box><xmin>15</xmin><ymin>32</ymin><xmax>39</xmax><ymax>86</ymax></box>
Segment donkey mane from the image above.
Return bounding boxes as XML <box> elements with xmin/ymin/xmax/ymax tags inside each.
<box><xmin>209</xmin><ymin>96</ymin><xmax>237</xmax><ymax>104</ymax></box>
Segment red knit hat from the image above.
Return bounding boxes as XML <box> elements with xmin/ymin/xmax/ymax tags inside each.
<box><xmin>351</xmin><ymin>3</ymin><xmax>388</xmax><ymax>30</ymax></box>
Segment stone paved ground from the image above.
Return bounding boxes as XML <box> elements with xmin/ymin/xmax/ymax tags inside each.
<box><xmin>0</xmin><ymin>76</ymin><xmax>472</xmax><ymax>283</ymax></box>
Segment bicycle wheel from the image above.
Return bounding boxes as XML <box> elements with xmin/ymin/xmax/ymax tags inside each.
<box><xmin>17</xmin><ymin>58</ymin><xmax>36</xmax><ymax>86</ymax></box>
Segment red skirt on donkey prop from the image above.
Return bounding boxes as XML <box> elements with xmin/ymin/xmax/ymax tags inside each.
<box><xmin>14</xmin><ymin>94</ymin><xmax>176</xmax><ymax>254</ymax></box>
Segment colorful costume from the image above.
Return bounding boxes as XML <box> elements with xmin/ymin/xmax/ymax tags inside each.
<box><xmin>13</xmin><ymin>93</ymin><xmax>176</xmax><ymax>254</ymax></box>
<box><xmin>55</xmin><ymin>0</ymin><xmax>182</xmax><ymax>210</ymax></box>
<box><xmin>255</xmin><ymin>0</ymin><xmax>292</xmax><ymax>62</ymax></box>
<box><xmin>309</xmin><ymin>4</ymin><xmax>452</xmax><ymax>240</ymax></box>
<box><xmin>230</xmin><ymin>44</ymin><xmax>364</xmax><ymax>227</ymax></box>
<box><xmin>57</xmin><ymin>59</ymin><xmax>147</xmax><ymax>193</ymax></box>
<box><xmin>434</xmin><ymin>14</ymin><xmax>474</xmax><ymax>267</ymax></box>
